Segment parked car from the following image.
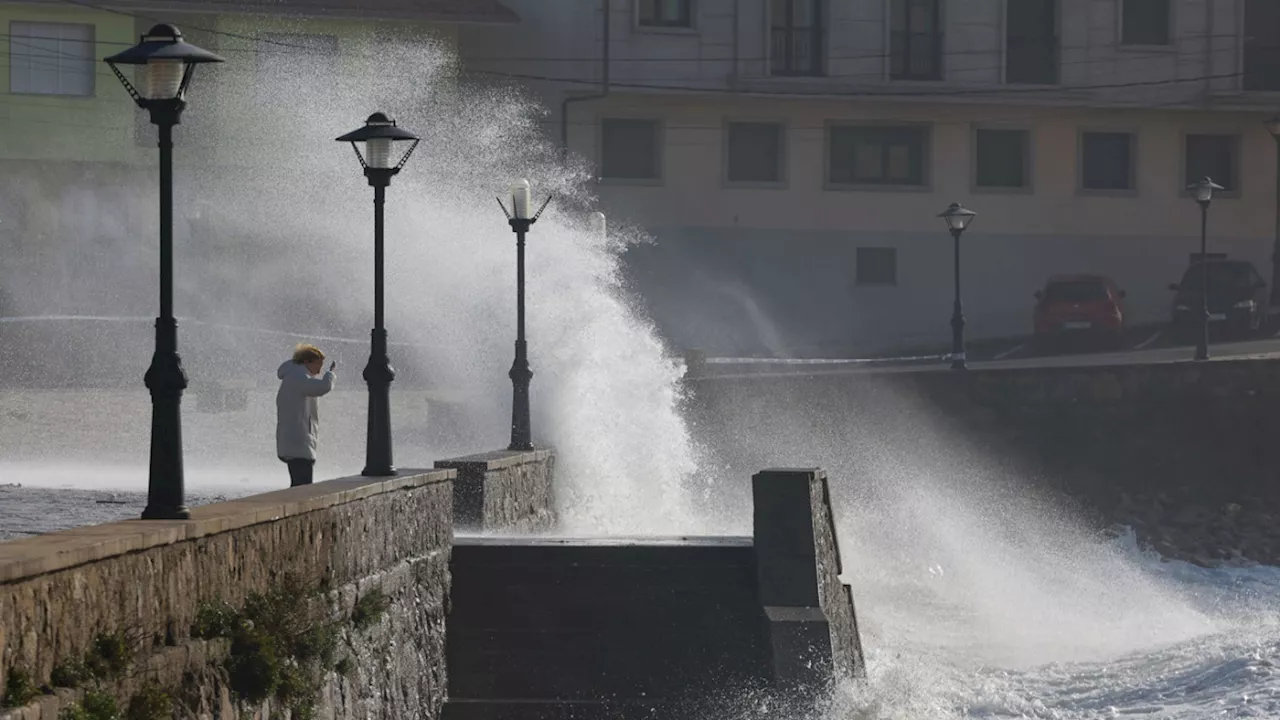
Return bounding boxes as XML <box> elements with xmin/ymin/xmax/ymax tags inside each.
<box><xmin>1169</xmin><ymin>259</ymin><xmax>1267</xmax><ymax>341</ymax></box>
<box><xmin>1032</xmin><ymin>274</ymin><xmax>1126</xmax><ymax>350</ymax></box>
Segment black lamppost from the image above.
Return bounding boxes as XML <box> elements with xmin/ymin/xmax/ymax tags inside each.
<box><xmin>104</xmin><ymin>25</ymin><xmax>223</xmax><ymax>520</ymax></box>
<box><xmin>938</xmin><ymin>202</ymin><xmax>977</xmax><ymax>371</ymax></box>
<box><xmin>496</xmin><ymin>179</ymin><xmax>552</xmax><ymax>452</ymax></box>
<box><xmin>1188</xmin><ymin>176</ymin><xmax>1224</xmax><ymax>362</ymax></box>
<box><xmin>336</xmin><ymin>113</ymin><xmax>420</xmax><ymax>476</ymax></box>
<box><xmin>1267</xmin><ymin>115</ymin><xmax>1280</xmax><ymax>309</ymax></box>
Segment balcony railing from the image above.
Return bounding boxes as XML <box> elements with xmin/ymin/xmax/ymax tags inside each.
<box><xmin>1005</xmin><ymin>36</ymin><xmax>1059</xmax><ymax>85</ymax></box>
<box><xmin>771</xmin><ymin>27</ymin><xmax>823</xmax><ymax>76</ymax></box>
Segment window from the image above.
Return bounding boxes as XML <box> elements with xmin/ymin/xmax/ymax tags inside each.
<box><xmin>890</xmin><ymin>0</ymin><xmax>942</xmax><ymax>80</ymax></box>
<box><xmin>1080</xmin><ymin>132</ymin><xmax>1135</xmax><ymax>191</ymax></box>
<box><xmin>1184</xmin><ymin>134</ymin><xmax>1238</xmax><ymax>193</ymax></box>
<box><xmin>856</xmin><ymin>248</ymin><xmax>897</xmax><ymax>286</ymax></box>
<box><xmin>974</xmin><ymin>128</ymin><xmax>1029</xmax><ymax>189</ymax></box>
<box><xmin>600</xmin><ymin>118</ymin><xmax>661</xmax><ymax>181</ymax></box>
<box><xmin>1121</xmin><ymin>0</ymin><xmax>1170</xmax><ymax>45</ymax></box>
<box><xmin>8</xmin><ymin>22</ymin><xmax>94</xmax><ymax>97</ymax></box>
<box><xmin>1243</xmin><ymin>0</ymin><xmax>1280</xmax><ymax>91</ymax></box>
<box><xmin>726</xmin><ymin>122</ymin><xmax>784</xmax><ymax>184</ymax></box>
<box><xmin>771</xmin><ymin>0</ymin><xmax>823</xmax><ymax>76</ymax></box>
<box><xmin>1005</xmin><ymin>0</ymin><xmax>1058</xmax><ymax>84</ymax></box>
<box><xmin>828</xmin><ymin>125</ymin><xmax>928</xmax><ymax>187</ymax></box>
<box><xmin>639</xmin><ymin>0</ymin><xmax>692</xmax><ymax>28</ymax></box>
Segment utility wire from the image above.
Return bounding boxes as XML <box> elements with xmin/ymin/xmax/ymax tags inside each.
<box><xmin>0</xmin><ymin>27</ymin><xmax>1261</xmax><ymax>60</ymax></box>
<box><xmin>0</xmin><ymin>40</ymin><xmax>1256</xmax><ymax>101</ymax></box>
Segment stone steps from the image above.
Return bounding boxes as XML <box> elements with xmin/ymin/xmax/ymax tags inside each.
<box><xmin>444</xmin><ymin>539</ymin><xmax>768</xmax><ymax>702</ymax></box>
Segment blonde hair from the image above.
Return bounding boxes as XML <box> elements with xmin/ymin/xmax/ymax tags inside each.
<box><xmin>292</xmin><ymin>344</ymin><xmax>326</xmax><ymax>364</ymax></box>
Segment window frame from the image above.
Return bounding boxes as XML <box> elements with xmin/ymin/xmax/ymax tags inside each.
<box><xmin>635</xmin><ymin>0</ymin><xmax>696</xmax><ymax>31</ymax></box>
<box><xmin>824</xmin><ymin>121</ymin><xmax>933</xmax><ymax>192</ymax></box>
<box><xmin>597</xmin><ymin>115</ymin><xmax>665</xmax><ymax>186</ymax></box>
<box><xmin>970</xmin><ymin>124</ymin><xmax>1034</xmax><ymax>194</ymax></box>
<box><xmin>722</xmin><ymin>118</ymin><xmax>788</xmax><ymax>189</ymax></box>
<box><xmin>1118</xmin><ymin>0</ymin><xmax>1174</xmax><ymax>48</ymax></box>
<box><xmin>887</xmin><ymin>0</ymin><xmax>944</xmax><ymax>81</ymax></box>
<box><xmin>854</xmin><ymin>247</ymin><xmax>898</xmax><ymax>287</ymax></box>
<box><xmin>1179</xmin><ymin>131</ymin><xmax>1243</xmax><ymax>199</ymax></box>
<box><xmin>1077</xmin><ymin>128</ymin><xmax>1140</xmax><ymax>196</ymax></box>
<box><xmin>7</xmin><ymin>20</ymin><xmax>96</xmax><ymax>98</ymax></box>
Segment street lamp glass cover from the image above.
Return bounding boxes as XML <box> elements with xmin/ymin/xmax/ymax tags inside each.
<box><xmin>336</xmin><ymin>112</ymin><xmax>420</xmax><ymax>170</ymax></box>
<box><xmin>103</xmin><ymin>24</ymin><xmax>224</xmax><ymax>102</ymax></box>
<box><xmin>511</xmin><ymin>179</ymin><xmax>532</xmax><ymax>220</ymax></box>
<box><xmin>1187</xmin><ymin>176</ymin><xmax>1224</xmax><ymax>203</ymax></box>
<box><xmin>589</xmin><ymin>211</ymin><xmax>606</xmax><ymax>240</ymax></box>
<box><xmin>938</xmin><ymin>202</ymin><xmax>977</xmax><ymax>232</ymax></box>
<box><xmin>1267</xmin><ymin>115</ymin><xmax>1280</xmax><ymax>139</ymax></box>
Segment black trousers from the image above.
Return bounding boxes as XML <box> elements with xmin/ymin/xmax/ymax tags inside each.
<box><xmin>281</xmin><ymin>457</ymin><xmax>315</xmax><ymax>487</ymax></box>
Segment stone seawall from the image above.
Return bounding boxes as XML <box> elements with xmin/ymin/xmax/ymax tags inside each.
<box><xmin>684</xmin><ymin>358</ymin><xmax>1280</xmax><ymax>564</ymax></box>
<box><xmin>0</xmin><ymin>450</ymin><xmax>556</xmax><ymax>720</ymax></box>
<box><xmin>435</xmin><ymin>450</ymin><xmax>557</xmax><ymax>533</ymax></box>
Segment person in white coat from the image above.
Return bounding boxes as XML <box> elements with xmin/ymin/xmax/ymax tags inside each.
<box><xmin>276</xmin><ymin>343</ymin><xmax>336</xmax><ymax>486</ymax></box>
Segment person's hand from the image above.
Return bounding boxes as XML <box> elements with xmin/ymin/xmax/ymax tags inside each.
<box><xmin>329</xmin><ymin>361</ymin><xmax>336</xmax><ymax>372</ymax></box>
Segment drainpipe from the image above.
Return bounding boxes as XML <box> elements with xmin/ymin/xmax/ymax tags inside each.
<box><xmin>560</xmin><ymin>0</ymin><xmax>611</xmax><ymax>156</ymax></box>
<box><xmin>1202</xmin><ymin>0</ymin><xmax>1213</xmax><ymax>100</ymax></box>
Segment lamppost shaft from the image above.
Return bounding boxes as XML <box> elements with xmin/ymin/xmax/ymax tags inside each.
<box><xmin>1196</xmin><ymin>201</ymin><xmax>1210</xmax><ymax>361</ymax></box>
<box><xmin>950</xmin><ymin>228</ymin><xmax>967</xmax><ymax>371</ymax></box>
<box><xmin>1271</xmin><ymin>136</ymin><xmax>1280</xmax><ymax>309</ymax></box>
<box><xmin>142</xmin><ymin>117</ymin><xmax>190</xmax><ymax>520</ymax></box>
<box><xmin>509</xmin><ymin>220</ymin><xmax>534</xmax><ymax>451</ymax></box>
<box><xmin>363</xmin><ymin>180</ymin><xmax>395</xmax><ymax>476</ymax></box>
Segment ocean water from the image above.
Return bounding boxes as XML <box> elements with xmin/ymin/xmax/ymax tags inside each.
<box><xmin>831</xmin><ymin>536</ymin><xmax>1280</xmax><ymax>719</ymax></box>
<box><xmin>5</xmin><ymin>465</ymin><xmax>1280</xmax><ymax>719</ymax></box>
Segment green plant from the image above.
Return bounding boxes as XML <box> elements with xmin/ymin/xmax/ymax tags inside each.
<box><xmin>351</xmin><ymin>587</ymin><xmax>390</xmax><ymax>631</ymax></box>
<box><xmin>3</xmin><ymin>667</ymin><xmax>38</xmax><ymax>707</ymax></box>
<box><xmin>85</xmin><ymin>632</ymin><xmax>132</xmax><ymax>680</ymax></box>
<box><xmin>333</xmin><ymin>656</ymin><xmax>354</xmax><ymax>677</ymax></box>
<box><xmin>191</xmin><ymin>599</ymin><xmax>238</xmax><ymax>640</ymax></box>
<box><xmin>58</xmin><ymin>690</ymin><xmax>121</xmax><ymax>720</ymax></box>
<box><xmin>51</xmin><ymin>659</ymin><xmax>90</xmax><ymax>688</ymax></box>
<box><xmin>126</xmin><ymin>681</ymin><xmax>172</xmax><ymax>720</ymax></box>
<box><xmin>218</xmin><ymin>574</ymin><xmax>341</xmax><ymax>717</ymax></box>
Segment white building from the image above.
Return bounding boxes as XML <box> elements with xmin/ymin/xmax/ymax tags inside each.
<box><xmin>462</xmin><ymin>0</ymin><xmax>1280</xmax><ymax>355</ymax></box>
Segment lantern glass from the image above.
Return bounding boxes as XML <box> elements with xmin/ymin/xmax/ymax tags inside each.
<box><xmin>511</xmin><ymin>179</ymin><xmax>532</xmax><ymax>220</ymax></box>
<box><xmin>366</xmin><ymin>138</ymin><xmax>393</xmax><ymax>169</ymax></box>
<box><xmin>143</xmin><ymin>59</ymin><xmax>186</xmax><ymax>100</ymax></box>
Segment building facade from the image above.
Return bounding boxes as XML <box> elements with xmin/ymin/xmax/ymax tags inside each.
<box><xmin>0</xmin><ymin>0</ymin><xmax>516</xmax><ymax>317</ymax></box>
<box><xmin>462</xmin><ymin>0</ymin><xmax>1280</xmax><ymax>355</ymax></box>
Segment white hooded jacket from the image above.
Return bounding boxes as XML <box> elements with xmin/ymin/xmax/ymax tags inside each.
<box><xmin>276</xmin><ymin>360</ymin><xmax>336</xmax><ymax>461</ymax></box>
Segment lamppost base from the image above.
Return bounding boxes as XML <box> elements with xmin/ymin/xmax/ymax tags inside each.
<box><xmin>950</xmin><ymin>360</ymin><xmax>968</xmax><ymax>371</ymax></box>
<box><xmin>507</xmin><ymin>442</ymin><xmax>535</xmax><ymax>452</ymax></box>
<box><xmin>141</xmin><ymin>504</ymin><xmax>191</xmax><ymax>520</ymax></box>
<box><xmin>361</xmin><ymin>466</ymin><xmax>397</xmax><ymax>477</ymax></box>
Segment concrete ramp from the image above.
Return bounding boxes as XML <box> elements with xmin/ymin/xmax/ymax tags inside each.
<box><xmin>442</xmin><ymin>469</ymin><xmax>864</xmax><ymax>720</ymax></box>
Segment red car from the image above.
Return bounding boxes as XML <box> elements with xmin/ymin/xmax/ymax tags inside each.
<box><xmin>1033</xmin><ymin>274</ymin><xmax>1126</xmax><ymax>350</ymax></box>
